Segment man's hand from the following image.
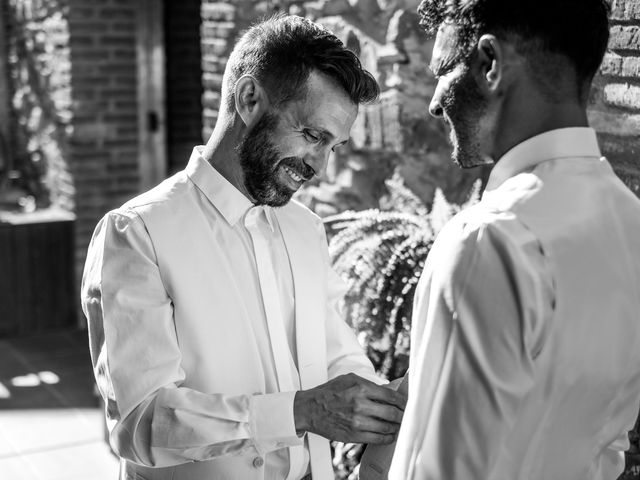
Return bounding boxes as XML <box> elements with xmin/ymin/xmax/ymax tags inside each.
<box><xmin>293</xmin><ymin>373</ymin><xmax>407</xmax><ymax>445</ymax></box>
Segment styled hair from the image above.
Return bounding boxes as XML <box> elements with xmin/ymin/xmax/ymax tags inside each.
<box><xmin>418</xmin><ymin>0</ymin><xmax>611</xmax><ymax>89</ymax></box>
<box><xmin>222</xmin><ymin>14</ymin><xmax>379</xmax><ymax>112</ymax></box>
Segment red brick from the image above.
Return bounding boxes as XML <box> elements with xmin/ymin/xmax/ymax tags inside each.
<box><xmin>202</xmin><ymin>38</ymin><xmax>230</xmax><ymax>57</ymax></box>
<box><xmin>600</xmin><ymin>53</ymin><xmax>640</xmax><ymax>78</ymax></box>
<box><xmin>612</xmin><ymin>0</ymin><xmax>640</xmax><ymax>21</ymax></box>
<box><xmin>603</xmin><ymin>83</ymin><xmax>640</xmax><ymax>110</ymax></box>
<box><xmin>609</xmin><ymin>25</ymin><xmax>640</xmax><ymax>51</ymax></box>
<box><xmin>201</xmin><ymin>3</ymin><xmax>235</xmax><ymax>22</ymax></box>
<box><xmin>588</xmin><ymin>110</ymin><xmax>640</xmax><ymax>135</ymax></box>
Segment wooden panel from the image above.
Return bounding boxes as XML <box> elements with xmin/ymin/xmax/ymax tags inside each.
<box><xmin>0</xmin><ymin>214</ymin><xmax>75</xmax><ymax>336</ymax></box>
<box><xmin>137</xmin><ymin>0</ymin><xmax>167</xmax><ymax>189</ymax></box>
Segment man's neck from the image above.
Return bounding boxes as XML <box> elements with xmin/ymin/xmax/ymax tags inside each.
<box><xmin>493</xmin><ymin>86</ymin><xmax>589</xmax><ymax>163</ymax></box>
<box><xmin>202</xmin><ymin>114</ymin><xmax>252</xmax><ymax>200</ymax></box>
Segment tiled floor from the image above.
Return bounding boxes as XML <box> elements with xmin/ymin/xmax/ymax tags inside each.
<box><xmin>0</xmin><ymin>329</ymin><xmax>119</xmax><ymax>480</ymax></box>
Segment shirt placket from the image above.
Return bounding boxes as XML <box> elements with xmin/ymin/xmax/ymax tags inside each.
<box><xmin>244</xmin><ymin>206</ymin><xmax>305</xmax><ymax>480</ymax></box>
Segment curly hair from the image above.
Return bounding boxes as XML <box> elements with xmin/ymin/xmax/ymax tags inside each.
<box><xmin>222</xmin><ymin>14</ymin><xmax>379</xmax><ymax>112</ymax></box>
<box><xmin>418</xmin><ymin>0</ymin><xmax>611</xmax><ymax>87</ymax></box>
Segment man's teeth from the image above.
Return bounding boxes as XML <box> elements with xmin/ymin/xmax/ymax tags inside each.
<box><xmin>283</xmin><ymin>165</ymin><xmax>303</xmax><ymax>182</ymax></box>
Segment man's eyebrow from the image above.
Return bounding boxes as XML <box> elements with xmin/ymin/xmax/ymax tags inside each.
<box><xmin>430</xmin><ymin>57</ymin><xmax>456</xmax><ymax>78</ymax></box>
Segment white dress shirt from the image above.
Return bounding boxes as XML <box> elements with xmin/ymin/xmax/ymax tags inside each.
<box><xmin>82</xmin><ymin>147</ymin><xmax>380</xmax><ymax>480</ymax></box>
<box><xmin>389</xmin><ymin>128</ymin><xmax>640</xmax><ymax>480</ymax></box>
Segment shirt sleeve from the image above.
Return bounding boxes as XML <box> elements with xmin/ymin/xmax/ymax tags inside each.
<box><xmin>314</xmin><ymin>219</ymin><xmax>385</xmax><ymax>386</ymax></box>
<box><xmin>389</xmin><ymin>211</ymin><xmax>554</xmax><ymax>479</ymax></box>
<box><xmin>81</xmin><ymin>210</ymin><xmax>302</xmax><ymax>468</ymax></box>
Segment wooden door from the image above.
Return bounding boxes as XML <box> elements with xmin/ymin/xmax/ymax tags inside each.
<box><xmin>137</xmin><ymin>0</ymin><xmax>167</xmax><ymax>190</ymax></box>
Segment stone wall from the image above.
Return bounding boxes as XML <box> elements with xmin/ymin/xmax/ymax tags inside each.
<box><xmin>588</xmin><ymin>0</ymin><xmax>640</xmax><ymax>197</ymax></box>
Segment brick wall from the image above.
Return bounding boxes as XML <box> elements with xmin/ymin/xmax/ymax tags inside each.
<box><xmin>588</xmin><ymin>0</ymin><xmax>640</xmax><ymax>197</ymax></box>
<box><xmin>200</xmin><ymin>0</ymin><xmax>266</xmax><ymax>141</ymax></box>
<box><xmin>67</xmin><ymin>0</ymin><xmax>140</xmax><ymax>301</ymax></box>
<box><xmin>165</xmin><ymin>0</ymin><xmax>203</xmax><ymax>174</ymax></box>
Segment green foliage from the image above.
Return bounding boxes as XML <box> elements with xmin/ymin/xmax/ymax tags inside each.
<box><xmin>325</xmin><ymin>174</ymin><xmax>481</xmax><ymax>381</ymax></box>
<box><xmin>325</xmin><ymin>174</ymin><xmax>481</xmax><ymax>479</ymax></box>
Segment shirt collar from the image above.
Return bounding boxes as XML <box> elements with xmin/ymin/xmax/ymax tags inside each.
<box><xmin>485</xmin><ymin>127</ymin><xmax>602</xmax><ymax>191</ymax></box>
<box><xmin>185</xmin><ymin>146</ymin><xmax>276</xmax><ymax>231</ymax></box>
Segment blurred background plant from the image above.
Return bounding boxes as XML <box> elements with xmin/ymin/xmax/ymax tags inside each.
<box><xmin>0</xmin><ymin>0</ymin><xmax>73</xmax><ymax>213</ymax></box>
<box><xmin>325</xmin><ymin>173</ymin><xmax>481</xmax><ymax>479</ymax></box>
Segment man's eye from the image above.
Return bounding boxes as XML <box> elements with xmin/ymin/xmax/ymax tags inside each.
<box><xmin>303</xmin><ymin>130</ymin><xmax>320</xmax><ymax>142</ymax></box>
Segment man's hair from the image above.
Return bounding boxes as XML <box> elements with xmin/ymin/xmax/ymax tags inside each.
<box><xmin>222</xmin><ymin>14</ymin><xmax>379</xmax><ymax>112</ymax></box>
<box><xmin>418</xmin><ymin>0</ymin><xmax>611</xmax><ymax>94</ymax></box>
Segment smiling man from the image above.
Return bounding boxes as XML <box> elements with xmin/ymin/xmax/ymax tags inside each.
<box><xmin>389</xmin><ymin>1</ymin><xmax>640</xmax><ymax>479</ymax></box>
<box><xmin>82</xmin><ymin>15</ymin><xmax>406</xmax><ymax>480</ymax></box>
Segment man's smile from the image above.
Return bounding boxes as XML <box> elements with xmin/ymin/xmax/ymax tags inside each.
<box><xmin>282</xmin><ymin>164</ymin><xmax>304</xmax><ymax>183</ymax></box>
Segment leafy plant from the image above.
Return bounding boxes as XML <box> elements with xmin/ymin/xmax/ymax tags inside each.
<box><xmin>325</xmin><ymin>173</ymin><xmax>481</xmax><ymax>479</ymax></box>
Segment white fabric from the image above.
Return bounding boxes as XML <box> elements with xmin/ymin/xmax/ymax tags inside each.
<box><xmin>244</xmin><ymin>205</ymin><xmax>305</xmax><ymax>479</ymax></box>
<box><xmin>82</xmin><ymin>147</ymin><xmax>380</xmax><ymax>480</ymax></box>
<box><xmin>390</xmin><ymin>128</ymin><xmax>640</xmax><ymax>480</ymax></box>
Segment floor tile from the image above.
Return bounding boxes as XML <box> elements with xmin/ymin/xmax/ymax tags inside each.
<box><xmin>0</xmin><ymin>344</ymin><xmax>32</xmax><ymax>378</ymax></box>
<box><xmin>0</xmin><ymin>424</ymin><xmax>18</xmax><ymax>456</ymax></box>
<box><xmin>0</xmin><ymin>454</ymin><xmax>42</xmax><ymax>479</ymax></box>
<box><xmin>23</xmin><ymin>440</ymin><xmax>119</xmax><ymax>480</ymax></box>
<box><xmin>0</xmin><ymin>408</ymin><xmax>103</xmax><ymax>455</ymax></box>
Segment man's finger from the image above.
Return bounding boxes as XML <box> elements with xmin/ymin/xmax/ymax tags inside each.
<box><xmin>359</xmin><ymin>383</ymin><xmax>407</xmax><ymax>409</ymax></box>
<box><xmin>356</xmin><ymin>400</ymin><xmax>404</xmax><ymax>425</ymax></box>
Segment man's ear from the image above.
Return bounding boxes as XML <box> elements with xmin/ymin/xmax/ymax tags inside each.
<box><xmin>234</xmin><ymin>75</ymin><xmax>269</xmax><ymax>128</ymax></box>
<box><xmin>476</xmin><ymin>34</ymin><xmax>503</xmax><ymax>94</ymax></box>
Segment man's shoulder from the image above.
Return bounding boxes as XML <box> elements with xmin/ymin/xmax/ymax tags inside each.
<box><xmin>439</xmin><ymin>204</ymin><xmax>518</xmax><ymax>244</ymax></box>
<box><xmin>118</xmin><ymin>171</ymin><xmax>191</xmax><ymax>216</ymax></box>
<box><xmin>431</xmin><ymin>203</ymin><xmax>535</xmax><ymax>271</ymax></box>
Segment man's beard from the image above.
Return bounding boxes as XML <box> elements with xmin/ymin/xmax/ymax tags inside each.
<box><xmin>445</xmin><ymin>71</ymin><xmax>489</xmax><ymax>169</ymax></box>
<box><xmin>236</xmin><ymin>111</ymin><xmax>313</xmax><ymax>207</ymax></box>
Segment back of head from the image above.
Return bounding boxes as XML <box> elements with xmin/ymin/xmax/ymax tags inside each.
<box><xmin>221</xmin><ymin>14</ymin><xmax>379</xmax><ymax>113</ymax></box>
<box><xmin>418</xmin><ymin>0</ymin><xmax>611</xmax><ymax>100</ymax></box>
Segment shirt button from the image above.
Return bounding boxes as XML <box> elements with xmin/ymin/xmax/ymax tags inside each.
<box><xmin>253</xmin><ymin>456</ymin><xmax>264</xmax><ymax>468</ymax></box>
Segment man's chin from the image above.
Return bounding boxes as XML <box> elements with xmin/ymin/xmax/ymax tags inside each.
<box><xmin>255</xmin><ymin>186</ymin><xmax>295</xmax><ymax>208</ymax></box>
<box><xmin>452</xmin><ymin>148</ymin><xmax>485</xmax><ymax>169</ymax></box>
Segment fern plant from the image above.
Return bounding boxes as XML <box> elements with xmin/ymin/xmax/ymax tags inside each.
<box><xmin>325</xmin><ymin>174</ymin><xmax>481</xmax><ymax>380</ymax></box>
<box><xmin>325</xmin><ymin>173</ymin><xmax>481</xmax><ymax>479</ymax></box>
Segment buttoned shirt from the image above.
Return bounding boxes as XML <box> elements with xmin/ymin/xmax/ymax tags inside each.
<box><xmin>82</xmin><ymin>147</ymin><xmax>380</xmax><ymax>480</ymax></box>
<box><xmin>389</xmin><ymin>128</ymin><xmax>640</xmax><ymax>480</ymax></box>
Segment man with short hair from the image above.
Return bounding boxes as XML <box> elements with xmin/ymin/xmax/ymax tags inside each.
<box><xmin>389</xmin><ymin>1</ymin><xmax>640</xmax><ymax>479</ymax></box>
<box><xmin>82</xmin><ymin>15</ymin><xmax>405</xmax><ymax>480</ymax></box>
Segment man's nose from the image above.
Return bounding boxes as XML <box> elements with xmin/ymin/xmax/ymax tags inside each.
<box><xmin>429</xmin><ymin>96</ymin><xmax>444</xmax><ymax>118</ymax></box>
<box><xmin>303</xmin><ymin>148</ymin><xmax>331</xmax><ymax>178</ymax></box>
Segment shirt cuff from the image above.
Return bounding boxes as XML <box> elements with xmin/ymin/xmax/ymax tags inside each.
<box><xmin>250</xmin><ymin>391</ymin><xmax>304</xmax><ymax>455</ymax></box>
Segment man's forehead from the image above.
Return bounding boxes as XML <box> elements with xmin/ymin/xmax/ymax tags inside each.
<box><xmin>292</xmin><ymin>72</ymin><xmax>357</xmax><ymax>140</ymax></box>
<box><xmin>430</xmin><ymin>23</ymin><xmax>464</xmax><ymax>70</ymax></box>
